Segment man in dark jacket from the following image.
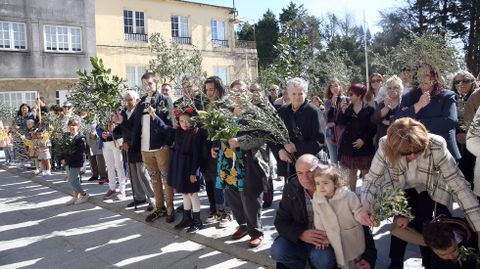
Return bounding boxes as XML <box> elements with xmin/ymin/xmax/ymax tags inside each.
<box><xmin>117</xmin><ymin>90</ymin><xmax>155</xmax><ymax>210</ymax></box>
<box><xmin>271</xmin><ymin>154</ymin><xmax>377</xmax><ymax>269</ymax></box>
<box><xmin>127</xmin><ymin>72</ymin><xmax>175</xmax><ymax>223</ymax></box>
<box><xmin>423</xmin><ymin>219</ymin><xmax>479</xmax><ymax>269</ymax></box>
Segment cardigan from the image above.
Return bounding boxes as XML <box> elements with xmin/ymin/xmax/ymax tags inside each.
<box><xmin>465</xmin><ymin>106</ymin><xmax>480</xmax><ymax>197</ymax></box>
<box><xmin>313</xmin><ymin>186</ymin><xmax>365</xmax><ymax>268</ymax></box>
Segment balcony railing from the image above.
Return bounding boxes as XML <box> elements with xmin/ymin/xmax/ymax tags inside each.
<box><xmin>125</xmin><ymin>33</ymin><xmax>148</xmax><ymax>42</ymax></box>
<box><xmin>235</xmin><ymin>40</ymin><xmax>256</xmax><ymax>49</ymax></box>
<box><xmin>173</xmin><ymin>36</ymin><xmax>192</xmax><ymax>45</ymax></box>
<box><xmin>212</xmin><ymin>39</ymin><xmax>228</xmax><ymax>48</ymax></box>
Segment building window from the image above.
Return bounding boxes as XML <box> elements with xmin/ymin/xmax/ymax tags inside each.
<box><xmin>124</xmin><ymin>10</ymin><xmax>145</xmax><ymax>34</ymax></box>
<box><xmin>126</xmin><ymin>65</ymin><xmax>147</xmax><ymax>88</ymax></box>
<box><xmin>171</xmin><ymin>15</ymin><xmax>191</xmax><ymax>45</ymax></box>
<box><xmin>0</xmin><ymin>91</ymin><xmax>37</xmax><ymax>109</ymax></box>
<box><xmin>55</xmin><ymin>90</ymin><xmax>69</xmax><ymax>105</ymax></box>
<box><xmin>213</xmin><ymin>66</ymin><xmax>228</xmax><ymax>85</ymax></box>
<box><xmin>43</xmin><ymin>25</ymin><xmax>82</xmax><ymax>52</ymax></box>
<box><xmin>124</xmin><ymin>10</ymin><xmax>147</xmax><ymax>42</ymax></box>
<box><xmin>0</xmin><ymin>21</ymin><xmax>27</xmax><ymax>50</ymax></box>
<box><xmin>211</xmin><ymin>20</ymin><xmax>227</xmax><ymax>48</ymax></box>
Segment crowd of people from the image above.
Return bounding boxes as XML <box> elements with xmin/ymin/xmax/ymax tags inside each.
<box><xmin>2</xmin><ymin>64</ymin><xmax>480</xmax><ymax>269</ymax></box>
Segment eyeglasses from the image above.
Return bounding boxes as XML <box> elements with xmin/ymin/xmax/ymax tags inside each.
<box><xmin>399</xmin><ymin>149</ymin><xmax>423</xmax><ymax>156</ymax></box>
<box><xmin>453</xmin><ymin>79</ymin><xmax>473</xmax><ymax>85</ymax></box>
<box><xmin>371</xmin><ymin>79</ymin><xmax>383</xmax><ymax>83</ymax></box>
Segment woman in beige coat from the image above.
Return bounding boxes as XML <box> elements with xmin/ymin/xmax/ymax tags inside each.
<box><xmin>466</xmin><ymin>106</ymin><xmax>480</xmax><ymax>199</ymax></box>
<box><xmin>313</xmin><ymin>166</ymin><xmax>365</xmax><ymax>269</ymax></box>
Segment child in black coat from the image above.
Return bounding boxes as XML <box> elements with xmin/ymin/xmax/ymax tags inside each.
<box><xmin>150</xmin><ymin>106</ymin><xmax>203</xmax><ymax>233</ymax></box>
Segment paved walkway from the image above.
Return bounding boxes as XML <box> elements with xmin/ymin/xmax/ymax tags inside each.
<box><xmin>0</xmin><ymin>159</ymin><xmax>428</xmax><ymax>268</ymax></box>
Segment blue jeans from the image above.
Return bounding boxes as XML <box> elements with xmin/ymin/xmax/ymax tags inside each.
<box><xmin>325</xmin><ymin>139</ymin><xmax>338</xmax><ymax>166</ymax></box>
<box><xmin>4</xmin><ymin>147</ymin><xmax>13</xmax><ymax>162</ymax></box>
<box><xmin>270</xmin><ymin>236</ymin><xmax>335</xmax><ymax>269</ymax></box>
<box><xmin>68</xmin><ymin>166</ymin><xmax>84</xmax><ymax>193</ymax></box>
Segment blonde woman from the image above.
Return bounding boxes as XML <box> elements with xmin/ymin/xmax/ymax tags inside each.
<box><xmin>370</xmin><ymin>75</ymin><xmax>403</xmax><ymax>147</ymax></box>
<box><xmin>360</xmin><ymin>117</ymin><xmax>480</xmax><ymax>269</ymax></box>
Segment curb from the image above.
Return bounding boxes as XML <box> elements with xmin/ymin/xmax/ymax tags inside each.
<box><xmin>1</xmin><ymin>165</ymin><xmax>275</xmax><ymax>268</ymax></box>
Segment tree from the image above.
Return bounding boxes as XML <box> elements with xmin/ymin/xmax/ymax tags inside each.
<box><xmin>279</xmin><ymin>2</ymin><xmax>322</xmax><ymax>54</ymax></box>
<box><xmin>370</xmin><ymin>10</ymin><xmax>411</xmax><ymax>54</ymax></box>
<box><xmin>372</xmin><ymin>31</ymin><xmax>463</xmax><ymax>78</ymax></box>
<box><xmin>274</xmin><ymin>21</ymin><xmax>310</xmax><ymax>79</ymax></box>
<box><xmin>255</xmin><ymin>10</ymin><xmax>279</xmax><ymax>68</ymax></box>
<box><xmin>321</xmin><ymin>12</ymin><xmax>365</xmax><ymax>83</ymax></box>
<box><xmin>306</xmin><ymin>49</ymin><xmax>359</xmax><ymax>97</ymax></box>
<box><xmin>398</xmin><ymin>0</ymin><xmax>478</xmax><ymax>75</ymax></box>
<box><xmin>236</xmin><ymin>22</ymin><xmax>255</xmax><ymax>41</ymax></box>
<box><xmin>148</xmin><ymin>33</ymin><xmax>206</xmax><ymax>90</ymax></box>
<box><xmin>454</xmin><ymin>0</ymin><xmax>480</xmax><ymax>76</ymax></box>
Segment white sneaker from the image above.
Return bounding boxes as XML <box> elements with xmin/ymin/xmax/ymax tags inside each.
<box><xmin>45</xmin><ymin>170</ymin><xmax>51</xmax><ymax>176</ymax></box>
<box><xmin>74</xmin><ymin>193</ymin><xmax>90</xmax><ymax>204</ymax></box>
<box><xmin>65</xmin><ymin>197</ymin><xmax>77</xmax><ymax>205</ymax></box>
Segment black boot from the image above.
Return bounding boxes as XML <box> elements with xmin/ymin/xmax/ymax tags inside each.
<box><xmin>187</xmin><ymin>212</ymin><xmax>203</xmax><ymax>233</ymax></box>
<box><xmin>174</xmin><ymin>210</ymin><xmax>192</xmax><ymax>229</ymax></box>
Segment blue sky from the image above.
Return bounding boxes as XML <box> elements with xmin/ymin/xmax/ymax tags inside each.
<box><xmin>190</xmin><ymin>0</ymin><xmax>404</xmax><ymax>33</ymax></box>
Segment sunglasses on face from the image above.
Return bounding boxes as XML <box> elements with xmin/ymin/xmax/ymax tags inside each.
<box><xmin>371</xmin><ymin>79</ymin><xmax>383</xmax><ymax>83</ymax></box>
<box><xmin>453</xmin><ymin>79</ymin><xmax>473</xmax><ymax>85</ymax></box>
<box><xmin>399</xmin><ymin>149</ymin><xmax>423</xmax><ymax>156</ymax></box>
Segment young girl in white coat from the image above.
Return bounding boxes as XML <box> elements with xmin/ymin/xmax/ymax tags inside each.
<box><xmin>313</xmin><ymin>166</ymin><xmax>365</xmax><ymax>269</ymax></box>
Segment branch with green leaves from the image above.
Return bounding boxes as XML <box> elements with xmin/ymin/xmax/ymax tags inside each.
<box><xmin>68</xmin><ymin>57</ymin><xmax>126</xmax><ymax>129</ymax></box>
<box><xmin>458</xmin><ymin>246</ymin><xmax>480</xmax><ymax>268</ymax></box>
<box><xmin>192</xmin><ymin>109</ymin><xmax>239</xmax><ymax>142</ymax></box>
<box><xmin>149</xmin><ymin>33</ymin><xmax>206</xmax><ymax>90</ymax></box>
<box><xmin>232</xmin><ymin>92</ymin><xmax>290</xmax><ymax>145</ymax></box>
<box><xmin>370</xmin><ymin>188</ymin><xmax>414</xmax><ymax>226</ymax></box>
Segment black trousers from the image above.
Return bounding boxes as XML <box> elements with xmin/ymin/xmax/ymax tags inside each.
<box><xmin>458</xmin><ymin>142</ymin><xmax>476</xmax><ymax>190</ymax></box>
<box><xmin>204</xmin><ymin>171</ymin><xmax>217</xmax><ymax>213</ymax></box>
<box><xmin>389</xmin><ymin>189</ymin><xmax>450</xmax><ymax>269</ymax></box>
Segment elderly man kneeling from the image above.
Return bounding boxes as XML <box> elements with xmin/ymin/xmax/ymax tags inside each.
<box><xmin>271</xmin><ymin>154</ymin><xmax>377</xmax><ymax>269</ymax></box>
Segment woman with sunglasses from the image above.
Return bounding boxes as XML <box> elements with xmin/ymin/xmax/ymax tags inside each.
<box><xmin>364</xmin><ymin>73</ymin><xmax>386</xmax><ymax>108</ymax></box>
<box><xmin>453</xmin><ymin>70</ymin><xmax>479</xmax><ymax>188</ymax></box>
<box><xmin>395</xmin><ymin>63</ymin><xmax>461</xmax><ymax>161</ymax></box>
<box><xmin>360</xmin><ymin>117</ymin><xmax>480</xmax><ymax>269</ymax></box>
<box><xmin>336</xmin><ymin>83</ymin><xmax>376</xmax><ymax>192</ymax></box>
